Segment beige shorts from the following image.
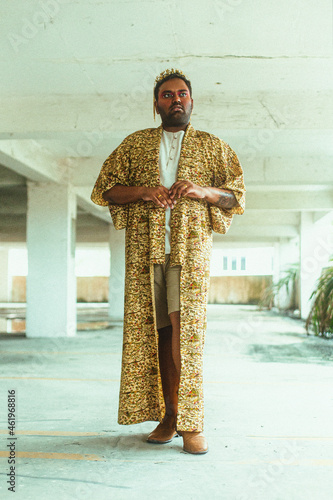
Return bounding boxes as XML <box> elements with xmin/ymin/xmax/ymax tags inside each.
<box><xmin>154</xmin><ymin>254</ymin><xmax>181</xmax><ymax>330</ymax></box>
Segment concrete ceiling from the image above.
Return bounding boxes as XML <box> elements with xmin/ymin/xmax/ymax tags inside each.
<box><xmin>1</xmin><ymin>0</ymin><xmax>332</xmax><ymax>245</ymax></box>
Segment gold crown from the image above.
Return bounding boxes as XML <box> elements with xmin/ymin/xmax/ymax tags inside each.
<box><xmin>154</xmin><ymin>68</ymin><xmax>188</xmax><ymax>88</ymax></box>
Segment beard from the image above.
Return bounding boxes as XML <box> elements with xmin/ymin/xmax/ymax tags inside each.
<box><xmin>156</xmin><ymin>102</ymin><xmax>193</xmax><ymax>128</ymax></box>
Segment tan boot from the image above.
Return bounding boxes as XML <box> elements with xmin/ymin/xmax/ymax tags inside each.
<box><xmin>179</xmin><ymin>431</ymin><xmax>208</xmax><ymax>454</ymax></box>
<box><xmin>147</xmin><ymin>415</ymin><xmax>178</xmax><ymax>444</ymax></box>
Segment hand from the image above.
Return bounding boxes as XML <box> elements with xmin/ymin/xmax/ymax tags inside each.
<box><xmin>141</xmin><ymin>186</ymin><xmax>175</xmax><ymax>209</ymax></box>
<box><xmin>169</xmin><ymin>180</ymin><xmax>206</xmax><ymax>201</ymax></box>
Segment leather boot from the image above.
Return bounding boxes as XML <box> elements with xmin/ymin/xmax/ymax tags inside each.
<box><xmin>178</xmin><ymin>431</ymin><xmax>208</xmax><ymax>454</ymax></box>
<box><xmin>147</xmin><ymin>415</ymin><xmax>178</xmax><ymax>444</ymax></box>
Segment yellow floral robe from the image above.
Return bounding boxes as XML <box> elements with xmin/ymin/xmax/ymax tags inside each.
<box><xmin>91</xmin><ymin>123</ymin><xmax>245</xmax><ymax>431</ymax></box>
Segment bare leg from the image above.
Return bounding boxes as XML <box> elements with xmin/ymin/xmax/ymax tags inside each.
<box><xmin>169</xmin><ymin>310</ymin><xmax>181</xmax><ymax>384</ymax></box>
<box><xmin>147</xmin><ymin>312</ymin><xmax>181</xmax><ymax>443</ymax></box>
<box><xmin>158</xmin><ymin>310</ymin><xmax>181</xmax><ymax>420</ymax></box>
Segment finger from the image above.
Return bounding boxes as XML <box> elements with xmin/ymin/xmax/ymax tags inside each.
<box><xmin>161</xmin><ymin>186</ymin><xmax>170</xmax><ymax>196</ymax></box>
<box><xmin>169</xmin><ymin>182</ymin><xmax>181</xmax><ymax>198</ymax></box>
<box><xmin>158</xmin><ymin>192</ymin><xmax>175</xmax><ymax>209</ymax></box>
<box><xmin>156</xmin><ymin>193</ymin><xmax>167</xmax><ymax>207</ymax></box>
<box><xmin>156</xmin><ymin>187</ymin><xmax>175</xmax><ymax>207</ymax></box>
<box><xmin>176</xmin><ymin>183</ymin><xmax>189</xmax><ymax>199</ymax></box>
<box><xmin>160</xmin><ymin>194</ymin><xmax>175</xmax><ymax>209</ymax></box>
<box><xmin>157</xmin><ymin>187</ymin><xmax>171</xmax><ymax>199</ymax></box>
<box><xmin>169</xmin><ymin>183</ymin><xmax>184</xmax><ymax>199</ymax></box>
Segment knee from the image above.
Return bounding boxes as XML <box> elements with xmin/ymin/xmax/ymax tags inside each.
<box><xmin>169</xmin><ymin>310</ymin><xmax>180</xmax><ymax>331</ymax></box>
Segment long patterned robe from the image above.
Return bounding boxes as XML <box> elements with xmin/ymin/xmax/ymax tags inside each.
<box><xmin>91</xmin><ymin>123</ymin><xmax>245</xmax><ymax>431</ymax></box>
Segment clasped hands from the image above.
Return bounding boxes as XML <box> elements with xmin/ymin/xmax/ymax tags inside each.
<box><xmin>142</xmin><ymin>181</ymin><xmax>206</xmax><ymax>209</ymax></box>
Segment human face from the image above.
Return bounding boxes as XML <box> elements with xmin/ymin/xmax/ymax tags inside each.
<box><xmin>154</xmin><ymin>78</ymin><xmax>193</xmax><ymax>131</ymax></box>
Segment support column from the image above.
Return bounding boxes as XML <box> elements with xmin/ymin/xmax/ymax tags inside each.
<box><xmin>272</xmin><ymin>242</ymin><xmax>280</xmax><ymax>286</ymax></box>
<box><xmin>108</xmin><ymin>225</ymin><xmax>125</xmax><ymax>321</ymax></box>
<box><xmin>299</xmin><ymin>212</ymin><xmax>333</xmax><ymax>320</ymax></box>
<box><xmin>26</xmin><ymin>182</ymin><xmax>76</xmax><ymax>337</ymax></box>
<box><xmin>277</xmin><ymin>238</ymin><xmax>299</xmax><ymax>310</ymax></box>
<box><xmin>0</xmin><ymin>248</ymin><xmax>10</xmax><ymax>302</ymax></box>
<box><xmin>0</xmin><ymin>248</ymin><xmax>10</xmax><ymax>333</ymax></box>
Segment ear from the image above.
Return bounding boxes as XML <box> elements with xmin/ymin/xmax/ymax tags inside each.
<box><xmin>154</xmin><ymin>100</ymin><xmax>160</xmax><ymax>115</ymax></box>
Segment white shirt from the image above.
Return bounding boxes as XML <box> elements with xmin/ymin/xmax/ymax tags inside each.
<box><xmin>158</xmin><ymin>129</ymin><xmax>185</xmax><ymax>254</ymax></box>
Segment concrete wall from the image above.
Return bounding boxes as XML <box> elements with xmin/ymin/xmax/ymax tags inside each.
<box><xmin>208</xmin><ymin>276</ymin><xmax>272</xmax><ymax>304</ymax></box>
<box><xmin>12</xmin><ymin>276</ymin><xmax>26</xmax><ymax>302</ymax></box>
<box><xmin>76</xmin><ymin>277</ymin><xmax>108</xmax><ymax>303</ymax></box>
<box><xmin>12</xmin><ymin>275</ymin><xmax>271</xmax><ymax>305</ymax></box>
<box><xmin>12</xmin><ymin>276</ymin><xmax>109</xmax><ymax>303</ymax></box>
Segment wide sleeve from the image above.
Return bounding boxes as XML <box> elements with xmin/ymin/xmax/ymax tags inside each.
<box><xmin>209</xmin><ymin>140</ymin><xmax>246</xmax><ymax>234</ymax></box>
<box><xmin>90</xmin><ymin>141</ymin><xmax>130</xmax><ymax>229</ymax></box>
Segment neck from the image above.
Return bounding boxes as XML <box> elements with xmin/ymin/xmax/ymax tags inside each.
<box><xmin>162</xmin><ymin>123</ymin><xmax>189</xmax><ymax>133</ymax></box>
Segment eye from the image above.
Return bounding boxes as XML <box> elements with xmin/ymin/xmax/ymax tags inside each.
<box><xmin>179</xmin><ymin>92</ymin><xmax>188</xmax><ymax>97</ymax></box>
<box><xmin>162</xmin><ymin>92</ymin><xmax>173</xmax><ymax>98</ymax></box>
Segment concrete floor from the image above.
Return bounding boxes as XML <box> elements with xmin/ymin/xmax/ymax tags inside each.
<box><xmin>0</xmin><ymin>304</ymin><xmax>333</xmax><ymax>500</ymax></box>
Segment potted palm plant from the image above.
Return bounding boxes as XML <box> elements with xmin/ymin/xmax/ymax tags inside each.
<box><xmin>306</xmin><ymin>260</ymin><xmax>333</xmax><ymax>338</ymax></box>
<box><xmin>259</xmin><ymin>264</ymin><xmax>299</xmax><ymax>311</ymax></box>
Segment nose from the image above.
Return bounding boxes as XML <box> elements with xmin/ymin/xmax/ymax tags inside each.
<box><xmin>172</xmin><ymin>93</ymin><xmax>181</xmax><ymax>103</ymax></box>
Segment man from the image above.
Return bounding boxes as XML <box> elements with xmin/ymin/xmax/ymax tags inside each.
<box><xmin>91</xmin><ymin>69</ymin><xmax>245</xmax><ymax>454</ymax></box>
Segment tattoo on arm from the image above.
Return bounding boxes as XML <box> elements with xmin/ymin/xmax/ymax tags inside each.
<box><xmin>216</xmin><ymin>191</ymin><xmax>237</xmax><ymax>209</ymax></box>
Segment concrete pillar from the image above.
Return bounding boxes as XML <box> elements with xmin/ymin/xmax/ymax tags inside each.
<box><xmin>26</xmin><ymin>182</ymin><xmax>77</xmax><ymax>337</ymax></box>
<box><xmin>276</xmin><ymin>238</ymin><xmax>299</xmax><ymax>310</ymax></box>
<box><xmin>299</xmin><ymin>212</ymin><xmax>333</xmax><ymax>320</ymax></box>
<box><xmin>108</xmin><ymin>225</ymin><xmax>125</xmax><ymax>321</ymax></box>
<box><xmin>0</xmin><ymin>248</ymin><xmax>10</xmax><ymax>302</ymax></box>
<box><xmin>272</xmin><ymin>242</ymin><xmax>280</xmax><ymax>286</ymax></box>
<box><xmin>0</xmin><ymin>248</ymin><xmax>10</xmax><ymax>333</ymax></box>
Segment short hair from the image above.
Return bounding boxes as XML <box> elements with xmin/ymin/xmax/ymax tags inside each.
<box><xmin>153</xmin><ymin>70</ymin><xmax>192</xmax><ymax>102</ymax></box>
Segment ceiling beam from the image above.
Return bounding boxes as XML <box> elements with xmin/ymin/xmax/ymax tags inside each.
<box><xmin>67</xmin><ymin>155</ymin><xmax>333</xmax><ymax>187</ymax></box>
<box><xmin>1</xmin><ymin>91</ymin><xmax>332</xmax><ymax>138</ymax></box>
<box><xmin>227</xmin><ymin>224</ymin><xmax>298</xmax><ymax>239</ymax></box>
<box><xmin>0</xmin><ymin>141</ymin><xmax>68</xmax><ymax>184</ymax></box>
<box><xmin>246</xmin><ymin>190</ymin><xmax>333</xmax><ymax>211</ymax></box>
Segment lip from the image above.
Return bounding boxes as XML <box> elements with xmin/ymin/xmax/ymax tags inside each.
<box><xmin>170</xmin><ymin>105</ymin><xmax>183</xmax><ymax>112</ymax></box>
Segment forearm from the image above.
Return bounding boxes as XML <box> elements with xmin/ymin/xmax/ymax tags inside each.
<box><xmin>202</xmin><ymin>187</ymin><xmax>239</xmax><ymax>209</ymax></box>
<box><xmin>169</xmin><ymin>181</ymin><xmax>239</xmax><ymax>208</ymax></box>
<box><xmin>102</xmin><ymin>183</ymin><xmax>174</xmax><ymax>209</ymax></box>
<box><xmin>102</xmin><ymin>184</ymin><xmax>145</xmax><ymax>204</ymax></box>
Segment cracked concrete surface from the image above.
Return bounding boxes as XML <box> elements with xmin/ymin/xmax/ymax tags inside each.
<box><xmin>0</xmin><ymin>305</ymin><xmax>333</xmax><ymax>499</ymax></box>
